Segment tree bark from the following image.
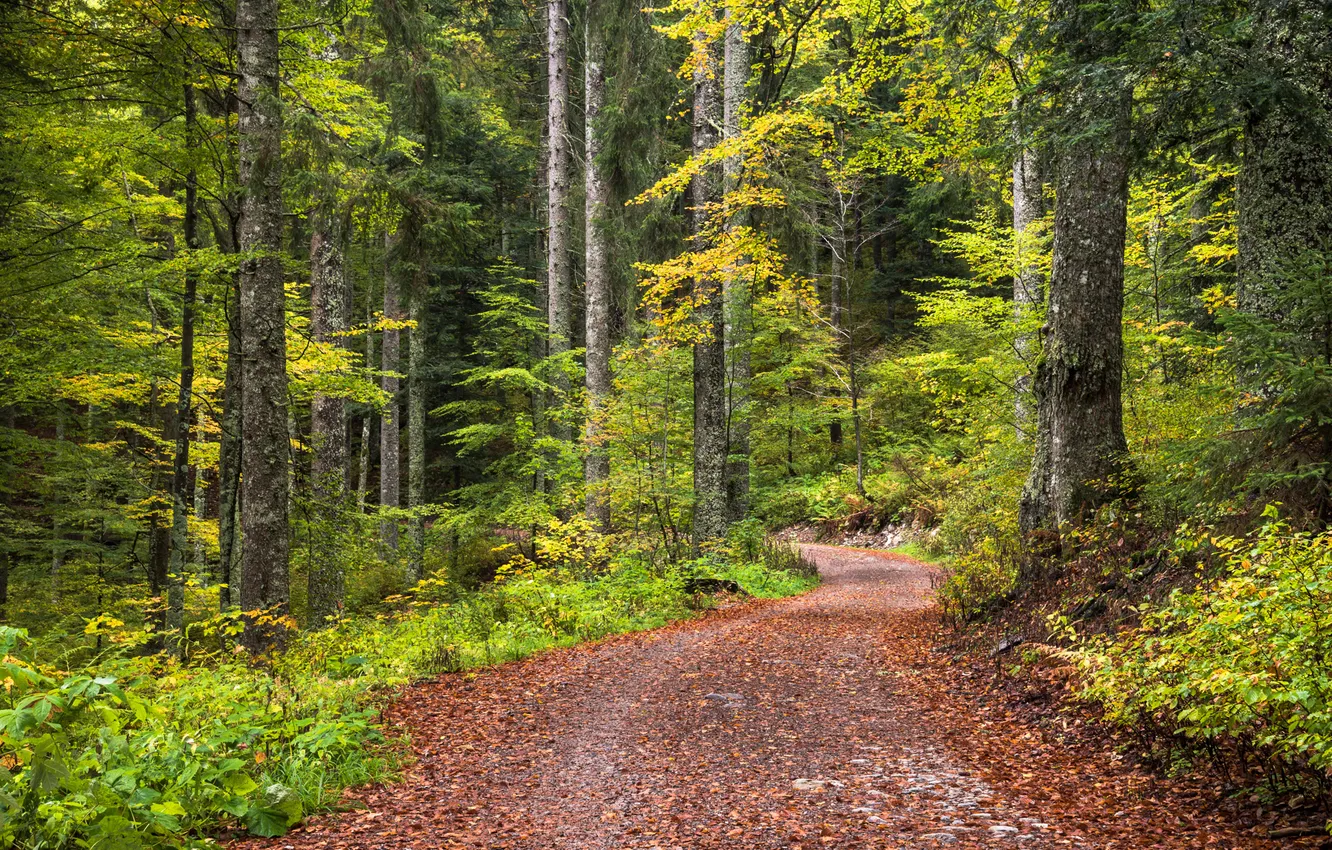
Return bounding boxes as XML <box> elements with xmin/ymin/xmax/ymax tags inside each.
<box><xmin>723</xmin><ymin>11</ymin><xmax>751</xmax><ymax>524</ymax></box>
<box><xmin>692</xmin><ymin>31</ymin><xmax>727</xmax><ymax>551</ymax></box>
<box><xmin>1236</xmin><ymin>0</ymin><xmax>1332</xmax><ymax>329</ymax></box>
<box><xmin>584</xmin><ymin>1</ymin><xmax>612</xmax><ymax>533</ymax></box>
<box><xmin>546</xmin><ymin>0</ymin><xmax>573</xmax><ymax>442</ymax></box>
<box><xmin>1019</xmin><ymin>91</ymin><xmax>1131</xmax><ymax>534</ymax></box>
<box><xmin>407</xmin><ymin>260</ymin><xmax>427</xmax><ymax>583</ymax></box>
<box><xmin>237</xmin><ymin>0</ymin><xmax>290</xmax><ymax>652</ymax></box>
<box><xmin>166</xmin><ymin>82</ymin><xmax>199</xmax><ymax>655</ymax></box>
<box><xmin>1012</xmin><ymin>129</ymin><xmax>1044</xmax><ymax>436</ymax></box>
<box><xmin>828</xmin><ymin>184</ymin><xmax>849</xmax><ymax>450</ymax></box>
<box><xmin>357</xmin><ymin>290</ymin><xmax>374</xmax><ymax>509</ymax></box>
<box><xmin>218</xmin><ymin>275</ymin><xmax>242</xmax><ymax>610</ymax></box>
<box><xmin>381</xmin><ymin>230</ymin><xmax>402</xmax><ymax>552</ymax></box>
<box><xmin>307</xmin><ymin>202</ymin><xmax>349</xmax><ymax>625</ymax></box>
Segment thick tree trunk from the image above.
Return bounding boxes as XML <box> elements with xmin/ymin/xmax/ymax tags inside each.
<box><xmin>723</xmin><ymin>12</ymin><xmax>751</xmax><ymax>524</ymax></box>
<box><xmin>237</xmin><ymin>0</ymin><xmax>290</xmax><ymax>652</ymax></box>
<box><xmin>546</xmin><ymin>0</ymin><xmax>573</xmax><ymax>442</ymax></box>
<box><xmin>1236</xmin><ymin>0</ymin><xmax>1332</xmax><ymax>330</ymax></box>
<box><xmin>584</xmin><ymin>2</ymin><xmax>612</xmax><ymax>533</ymax></box>
<box><xmin>166</xmin><ymin>82</ymin><xmax>199</xmax><ymax>655</ymax></box>
<box><xmin>218</xmin><ymin>275</ymin><xmax>242</xmax><ymax>610</ymax></box>
<box><xmin>407</xmin><ymin>262</ymin><xmax>426</xmax><ymax>583</ymax></box>
<box><xmin>307</xmin><ymin>203</ymin><xmax>349</xmax><ymax>625</ymax></box>
<box><xmin>1012</xmin><ymin>133</ymin><xmax>1044</xmax><ymax>436</ymax></box>
<box><xmin>380</xmin><ymin>231</ymin><xmax>401</xmax><ymax>552</ymax></box>
<box><xmin>1019</xmin><ymin>94</ymin><xmax>1130</xmax><ymax>534</ymax></box>
<box><xmin>691</xmin><ymin>32</ymin><xmax>727</xmax><ymax>551</ymax></box>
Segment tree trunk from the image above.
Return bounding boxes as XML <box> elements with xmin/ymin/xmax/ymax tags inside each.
<box><xmin>166</xmin><ymin>82</ymin><xmax>199</xmax><ymax>655</ymax></box>
<box><xmin>237</xmin><ymin>0</ymin><xmax>290</xmax><ymax>652</ymax></box>
<box><xmin>828</xmin><ymin>188</ymin><xmax>848</xmax><ymax>450</ymax></box>
<box><xmin>1012</xmin><ymin>129</ymin><xmax>1044</xmax><ymax>436</ymax></box>
<box><xmin>381</xmin><ymin>230</ymin><xmax>402</xmax><ymax>553</ymax></box>
<box><xmin>1236</xmin><ymin>0</ymin><xmax>1332</xmax><ymax>329</ymax></box>
<box><xmin>546</xmin><ymin>0</ymin><xmax>573</xmax><ymax>442</ymax></box>
<box><xmin>407</xmin><ymin>261</ymin><xmax>427</xmax><ymax>583</ymax></box>
<box><xmin>1019</xmin><ymin>92</ymin><xmax>1130</xmax><ymax>534</ymax></box>
<box><xmin>723</xmin><ymin>11</ymin><xmax>751</xmax><ymax>524</ymax></box>
<box><xmin>691</xmin><ymin>31</ymin><xmax>727</xmax><ymax>551</ymax></box>
<box><xmin>357</xmin><ymin>291</ymin><xmax>374</xmax><ymax>509</ymax></box>
<box><xmin>307</xmin><ymin>203</ymin><xmax>349</xmax><ymax>625</ymax></box>
<box><xmin>584</xmin><ymin>1</ymin><xmax>612</xmax><ymax>532</ymax></box>
<box><xmin>218</xmin><ymin>274</ymin><xmax>242</xmax><ymax>610</ymax></box>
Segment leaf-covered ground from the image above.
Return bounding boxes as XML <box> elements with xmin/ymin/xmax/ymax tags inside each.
<box><xmin>237</xmin><ymin>546</ymin><xmax>1322</xmax><ymax>849</ymax></box>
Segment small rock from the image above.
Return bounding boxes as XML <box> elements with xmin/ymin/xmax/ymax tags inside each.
<box><xmin>988</xmin><ymin>825</ymin><xmax>1019</xmax><ymax>837</ymax></box>
<box><xmin>791</xmin><ymin>778</ymin><xmax>843</xmax><ymax>792</ymax></box>
<box><xmin>850</xmin><ymin>758</ymin><xmax>872</xmax><ymax>765</ymax></box>
<box><xmin>704</xmin><ymin>692</ymin><xmax>744</xmax><ymax>702</ymax></box>
<box><xmin>866</xmin><ymin>816</ymin><xmax>888</xmax><ymax>825</ymax></box>
<box><xmin>918</xmin><ymin>833</ymin><xmax>959</xmax><ymax>845</ymax></box>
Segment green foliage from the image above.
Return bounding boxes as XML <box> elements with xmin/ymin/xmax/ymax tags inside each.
<box><xmin>1075</xmin><ymin>511</ymin><xmax>1332</xmax><ymax>791</ymax></box>
<box><xmin>0</xmin><ymin>542</ymin><xmax>814</xmax><ymax>847</ymax></box>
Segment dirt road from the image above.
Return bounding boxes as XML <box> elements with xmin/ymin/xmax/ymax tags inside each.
<box><xmin>245</xmin><ymin>546</ymin><xmax>1309</xmax><ymax>849</ymax></box>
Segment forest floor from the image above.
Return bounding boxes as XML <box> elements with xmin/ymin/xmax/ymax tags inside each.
<box><xmin>237</xmin><ymin>546</ymin><xmax>1324</xmax><ymax>849</ymax></box>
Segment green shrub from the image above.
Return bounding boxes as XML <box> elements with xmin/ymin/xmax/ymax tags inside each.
<box><xmin>1076</xmin><ymin>509</ymin><xmax>1332</xmax><ymax>790</ymax></box>
<box><xmin>0</xmin><ymin>546</ymin><xmax>816</xmax><ymax>848</ymax></box>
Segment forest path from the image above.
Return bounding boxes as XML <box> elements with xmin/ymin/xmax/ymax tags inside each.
<box><xmin>246</xmin><ymin>546</ymin><xmax>1306</xmax><ymax>850</ymax></box>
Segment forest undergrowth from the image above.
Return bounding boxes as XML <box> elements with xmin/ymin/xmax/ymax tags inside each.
<box><xmin>0</xmin><ymin>530</ymin><xmax>816</xmax><ymax>849</ymax></box>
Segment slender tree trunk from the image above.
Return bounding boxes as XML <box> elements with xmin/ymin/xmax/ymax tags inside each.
<box><xmin>723</xmin><ymin>11</ymin><xmax>751</xmax><ymax>524</ymax></box>
<box><xmin>828</xmin><ymin>188</ymin><xmax>848</xmax><ymax>449</ymax></box>
<box><xmin>691</xmin><ymin>31</ymin><xmax>727</xmax><ymax>551</ymax></box>
<box><xmin>546</xmin><ymin>0</ymin><xmax>573</xmax><ymax>442</ymax></box>
<box><xmin>584</xmin><ymin>2</ymin><xmax>612</xmax><ymax>532</ymax></box>
<box><xmin>380</xmin><ymin>231</ymin><xmax>402</xmax><ymax>552</ymax></box>
<box><xmin>166</xmin><ymin>82</ymin><xmax>199</xmax><ymax>655</ymax></box>
<box><xmin>1019</xmin><ymin>90</ymin><xmax>1130</xmax><ymax>534</ymax></box>
<box><xmin>307</xmin><ymin>203</ymin><xmax>349</xmax><ymax>625</ymax></box>
<box><xmin>237</xmin><ymin>0</ymin><xmax>290</xmax><ymax>651</ymax></box>
<box><xmin>357</xmin><ymin>295</ymin><xmax>374</xmax><ymax>510</ymax></box>
<box><xmin>407</xmin><ymin>261</ymin><xmax>427</xmax><ymax>583</ymax></box>
<box><xmin>1012</xmin><ymin>122</ymin><xmax>1044</xmax><ymax>436</ymax></box>
<box><xmin>218</xmin><ymin>275</ymin><xmax>242</xmax><ymax>610</ymax></box>
<box><xmin>193</xmin><ymin>465</ymin><xmax>207</xmax><ymax>567</ymax></box>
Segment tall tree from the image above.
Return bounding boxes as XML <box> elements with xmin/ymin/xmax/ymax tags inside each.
<box><xmin>381</xmin><ymin>231</ymin><xmax>402</xmax><ymax>552</ymax></box>
<box><xmin>1235</xmin><ymin>0</ymin><xmax>1332</xmax><ymax>327</ymax></box>
<box><xmin>1012</xmin><ymin>113</ymin><xmax>1044</xmax><ymax>435</ymax></box>
<box><xmin>692</xmin><ymin>31</ymin><xmax>727</xmax><ymax>550</ymax></box>
<box><xmin>307</xmin><ymin>200</ymin><xmax>349</xmax><ymax>625</ymax></box>
<box><xmin>237</xmin><ymin>0</ymin><xmax>290</xmax><ymax>650</ymax></box>
<box><xmin>166</xmin><ymin>81</ymin><xmax>200</xmax><ymax>654</ymax></box>
<box><xmin>546</xmin><ymin>0</ymin><xmax>573</xmax><ymax>442</ymax></box>
<box><xmin>407</xmin><ymin>251</ymin><xmax>427</xmax><ymax>582</ymax></box>
<box><xmin>722</xmin><ymin>10</ymin><xmax>751</xmax><ymax>524</ymax></box>
<box><xmin>1018</xmin><ymin>4</ymin><xmax>1131</xmax><ymax>534</ymax></box>
<box><xmin>584</xmin><ymin>0</ymin><xmax>612</xmax><ymax>531</ymax></box>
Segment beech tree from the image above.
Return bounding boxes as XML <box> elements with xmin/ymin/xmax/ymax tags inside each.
<box><xmin>692</xmin><ymin>29</ymin><xmax>727</xmax><ymax>550</ymax></box>
<box><xmin>585</xmin><ymin>0</ymin><xmax>613</xmax><ymax>531</ymax></box>
<box><xmin>236</xmin><ymin>0</ymin><xmax>291</xmax><ymax>650</ymax></box>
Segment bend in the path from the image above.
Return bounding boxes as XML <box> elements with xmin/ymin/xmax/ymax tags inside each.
<box><xmin>240</xmin><ymin>545</ymin><xmax>1306</xmax><ymax>850</ymax></box>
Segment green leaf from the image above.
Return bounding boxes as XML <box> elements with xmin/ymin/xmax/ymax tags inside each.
<box><xmin>223</xmin><ymin>772</ymin><xmax>259</xmax><ymax>796</ymax></box>
<box><xmin>150</xmin><ymin>800</ymin><xmax>188</xmax><ymax>818</ymax></box>
<box><xmin>244</xmin><ymin>806</ymin><xmax>290</xmax><ymax>838</ymax></box>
